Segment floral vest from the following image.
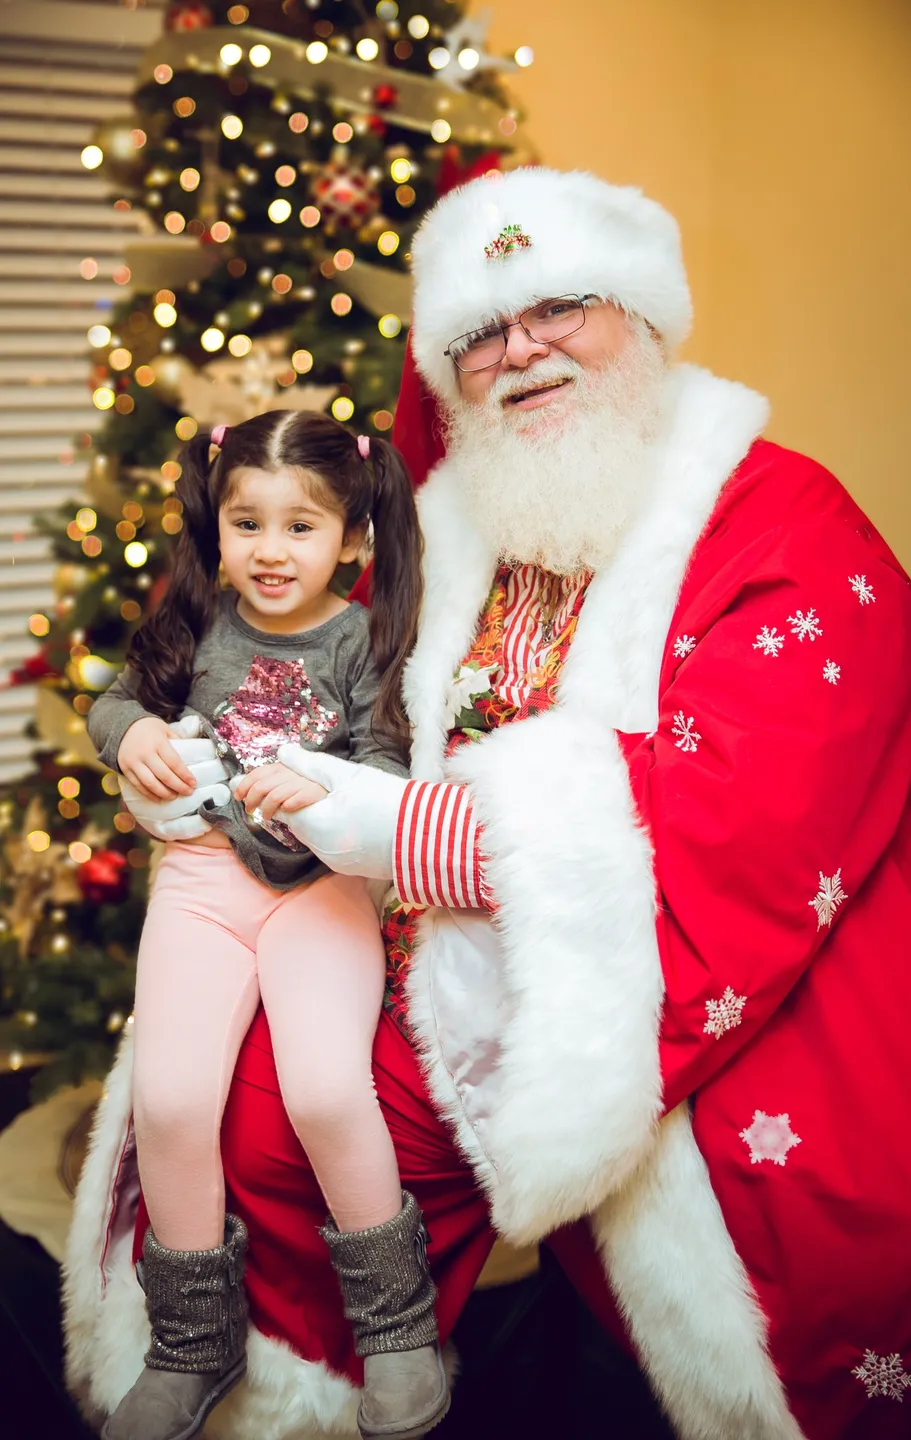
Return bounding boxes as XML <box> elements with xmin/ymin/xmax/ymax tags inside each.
<box><xmin>382</xmin><ymin>564</ymin><xmax>590</xmax><ymax>1034</ymax></box>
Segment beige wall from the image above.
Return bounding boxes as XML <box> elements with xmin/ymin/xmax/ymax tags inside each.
<box><xmin>488</xmin><ymin>0</ymin><xmax>911</xmax><ymax>564</ymax></box>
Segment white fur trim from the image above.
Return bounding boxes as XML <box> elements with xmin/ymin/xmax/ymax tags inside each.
<box><xmin>593</xmin><ymin>1107</ymin><xmax>806</xmax><ymax>1440</ymax></box>
<box><xmin>62</xmin><ymin>1035</ymin><xmax>360</xmax><ymax>1438</ymax></box>
<box><xmin>411</xmin><ymin>168</ymin><xmax>692</xmax><ymax>402</ymax></box>
<box><xmin>453</xmin><ymin>705</ymin><xmax>662</xmax><ymax>1243</ymax></box>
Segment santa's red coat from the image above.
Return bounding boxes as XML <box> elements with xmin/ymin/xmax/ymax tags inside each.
<box><xmin>65</xmin><ymin>370</ymin><xmax>911</xmax><ymax>1440</ymax></box>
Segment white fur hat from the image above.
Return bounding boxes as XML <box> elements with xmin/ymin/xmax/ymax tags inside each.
<box><xmin>410</xmin><ymin>166</ymin><xmax>692</xmax><ymax>402</ymax></box>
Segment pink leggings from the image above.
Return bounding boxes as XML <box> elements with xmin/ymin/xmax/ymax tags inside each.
<box><xmin>132</xmin><ymin>844</ymin><xmax>402</xmax><ymax>1250</ymax></box>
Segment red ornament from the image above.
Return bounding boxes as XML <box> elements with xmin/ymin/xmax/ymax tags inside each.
<box><xmin>311</xmin><ymin>161</ymin><xmax>380</xmax><ymax>228</ymax></box>
<box><xmin>6</xmin><ymin>645</ymin><xmax>62</xmax><ymax>686</ymax></box>
<box><xmin>77</xmin><ymin>849</ymin><xmax>130</xmax><ymax>905</ymax></box>
<box><xmin>366</xmin><ymin>114</ymin><xmax>387</xmax><ymax>137</ymax></box>
<box><xmin>165</xmin><ymin>1</ymin><xmax>214</xmax><ymax>30</ymax></box>
<box><xmin>373</xmin><ymin>83</ymin><xmax>399</xmax><ymax>109</ymax></box>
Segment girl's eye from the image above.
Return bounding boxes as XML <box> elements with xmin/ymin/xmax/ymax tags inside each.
<box><xmin>236</xmin><ymin>519</ymin><xmax>258</xmax><ymax>532</ymax></box>
<box><xmin>289</xmin><ymin>522</ymin><xmax>312</xmax><ymax>535</ymax></box>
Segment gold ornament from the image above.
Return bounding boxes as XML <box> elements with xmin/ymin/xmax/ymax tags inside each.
<box><xmin>91</xmin><ymin>116</ymin><xmax>147</xmax><ymax>188</ymax></box>
<box><xmin>84</xmin><ymin>453</ymin><xmax>126</xmax><ymax>523</ymax></box>
<box><xmin>54</xmin><ymin>563</ymin><xmax>87</xmax><ymax>599</ymax></box>
<box><xmin>1</xmin><ymin>799</ymin><xmax>82</xmax><ymax>957</ymax></box>
<box><xmin>149</xmin><ymin>351</ymin><xmax>193</xmax><ymax>402</ymax></box>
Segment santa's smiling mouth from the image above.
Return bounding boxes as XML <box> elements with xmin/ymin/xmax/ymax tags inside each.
<box><xmin>505</xmin><ymin>377</ymin><xmax>573</xmax><ymax>409</ymax></box>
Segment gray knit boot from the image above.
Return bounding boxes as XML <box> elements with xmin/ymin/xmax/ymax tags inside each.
<box><xmin>102</xmin><ymin>1214</ymin><xmax>248</xmax><ymax>1440</ymax></box>
<box><xmin>320</xmin><ymin>1191</ymin><xmax>449</xmax><ymax>1440</ymax></box>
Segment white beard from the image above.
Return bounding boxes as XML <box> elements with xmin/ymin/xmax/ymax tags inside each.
<box><xmin>444</xmin><ymin>324</ymin><xmax>668</xmax><ymax>575</ymax></box>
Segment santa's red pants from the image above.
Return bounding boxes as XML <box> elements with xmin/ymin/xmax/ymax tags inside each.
<box><xmin>133</xmin><ymin>1005</ymin><xmax>621</xmax><ymax>1387</ymax></box>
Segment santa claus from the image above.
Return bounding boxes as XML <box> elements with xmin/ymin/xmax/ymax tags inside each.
<box><xmin>65</xmin><ymin>167</ymin><xmax>911</xmax><ymax>1440</ymax></box>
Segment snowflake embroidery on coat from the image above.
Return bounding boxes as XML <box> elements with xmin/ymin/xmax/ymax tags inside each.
<box><xmin>739</xmin><ymin>1110</ymin><xmax>802</xmax><ymax>1166</ymax></box>
<box><xmin>704</xmin><ymin>986</ymin><xmax>747</xmax><ymax>1039</ymax></box>
<box><xmin>809</xmin><ymin>869</ymin><xmax>848</xmax><ymax>929</ymax></box>
<box><xmin>787</xmin><ymin>607</ymin><xmax>823</xmax><ymax>642</ymax></box>
<box><xmin>852</xmin><ymin>1350</ymin><xmax>911</xmax><ymax>1402</ymax></box>
<box><xmin>822</xmin><ymin>660</ymin><xmax>841</xmax><ymax>685</ymax></box>
<box><xmin>673</xmin><ymin>634</ymin><xmax>696</xmax><ymax>659</ymax></box>
<box><xmin>671</xmin><ymin>712</ymin><xmax>701</xmax><ymax>753</ymax></box>
<box><xmin>849</xmin><ymin>574</ymin><xmax>876</xmax><ymax>606</ymax></box>
<box><xmin>753</xmin><ymin>625</ymin><xmax>785</xmax><ymax>657</ymax></box>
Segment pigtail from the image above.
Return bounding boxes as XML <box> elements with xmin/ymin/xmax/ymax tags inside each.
<box><xmin>127</xmin><ymin>431</ymin><xmax>222</xmax><ymax>719</ymax></box>
<box><xmin>367</xmin><ymin>437</ymin><xmax>423</xmax><ymax>751</ymax></box>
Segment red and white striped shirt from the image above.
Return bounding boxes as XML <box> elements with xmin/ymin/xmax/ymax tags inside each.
<box><xmin>392</xmin><ymin>565</ymin><xmax>590</xmax><ymax>911</ymax></box>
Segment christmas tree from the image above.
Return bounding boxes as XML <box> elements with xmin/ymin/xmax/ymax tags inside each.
<box><xmin>0</xmin><ymin>0</ymin><xmax>529</xmax><ymax>1097</ymax></box>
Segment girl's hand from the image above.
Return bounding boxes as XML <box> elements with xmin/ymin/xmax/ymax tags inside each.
<box><xmin>234</xmin><ymin>763</ymin><xmax>328</xmax><ymax>822</ymax></box>
<box><xmin>117</xmin><ymin>716</ymin><xmax>196</xmax><ymax>801</ymax></box>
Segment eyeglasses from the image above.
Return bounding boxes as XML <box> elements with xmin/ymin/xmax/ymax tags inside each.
<box><xmin>445</xmin><ymin>295</ymin><xmax>589</xmax><ymax>373</ymax></box>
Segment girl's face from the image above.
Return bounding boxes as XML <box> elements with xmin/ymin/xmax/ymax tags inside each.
<box><xmin>217</xmin><ymin>465</ymin><xmax>363</xmax><ymax>633</ymax></box>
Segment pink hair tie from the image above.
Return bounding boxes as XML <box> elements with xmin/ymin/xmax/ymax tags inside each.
<box><xmin>211</xmin><ymin>424</ymin><xmax>228</xmax><ymax>447</ymax></box>
<box><xmin>357</xmin><ymin>434</ymin><xmax>370</xmax><ymax>460</ymax></box>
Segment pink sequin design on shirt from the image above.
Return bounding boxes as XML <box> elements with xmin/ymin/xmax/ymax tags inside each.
<box><xmin>214</xmin><ymin>655</ymin><xmax>339</xmax><ymax>849</ymax></box>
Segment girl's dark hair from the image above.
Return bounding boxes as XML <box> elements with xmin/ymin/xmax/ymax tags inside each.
<box><xmin>127</xmin><ymin>409</ymin><xmax>422</xmax><ymax>750</ymax></box>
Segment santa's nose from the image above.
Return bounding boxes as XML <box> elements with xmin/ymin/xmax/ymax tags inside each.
<box><xmin>502</xmin><ymin>323</ymin><xmax>550</xmax><ymax>368</ymax></box>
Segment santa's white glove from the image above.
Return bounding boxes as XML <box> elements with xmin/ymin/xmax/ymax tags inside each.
<box><xmin>275</xmin><ymin>745</ymin><xmax>406</xmax><ymax>880</ymax></box>
<box><xmin>119</xmin><ymin>714</ymin><xmax>232</xmax><ymax>842</ymax></box>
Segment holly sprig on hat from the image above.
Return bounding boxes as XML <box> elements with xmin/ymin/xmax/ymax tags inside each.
<box><xmin>484</xmin><ymin>223</ymin><xmax>532</xmax><ymax>260</ymax></box>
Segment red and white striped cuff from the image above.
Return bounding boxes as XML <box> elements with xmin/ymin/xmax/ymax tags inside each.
<box><xmin>393</xmin><ymin>780</ymin><xmax>490</xmax><ymax>911</ymax></box>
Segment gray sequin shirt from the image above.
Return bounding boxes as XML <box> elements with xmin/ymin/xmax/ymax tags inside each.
<box><xmin>87</xmin><ymin>592</ymin><xmax>407</xmax><ymax>889</ymax></box>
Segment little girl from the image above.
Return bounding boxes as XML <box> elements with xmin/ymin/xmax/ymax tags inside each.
<box><xmin>88</xmin><ymin>411</ymin><xmax>446</xmax><ymax>1440</ymax></box>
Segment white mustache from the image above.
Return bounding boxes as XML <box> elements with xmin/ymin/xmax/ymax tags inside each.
<box><xmin>486</xmin><ymin>356</ymin><xmax>586</xmax><ymax>405</ymax></box>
